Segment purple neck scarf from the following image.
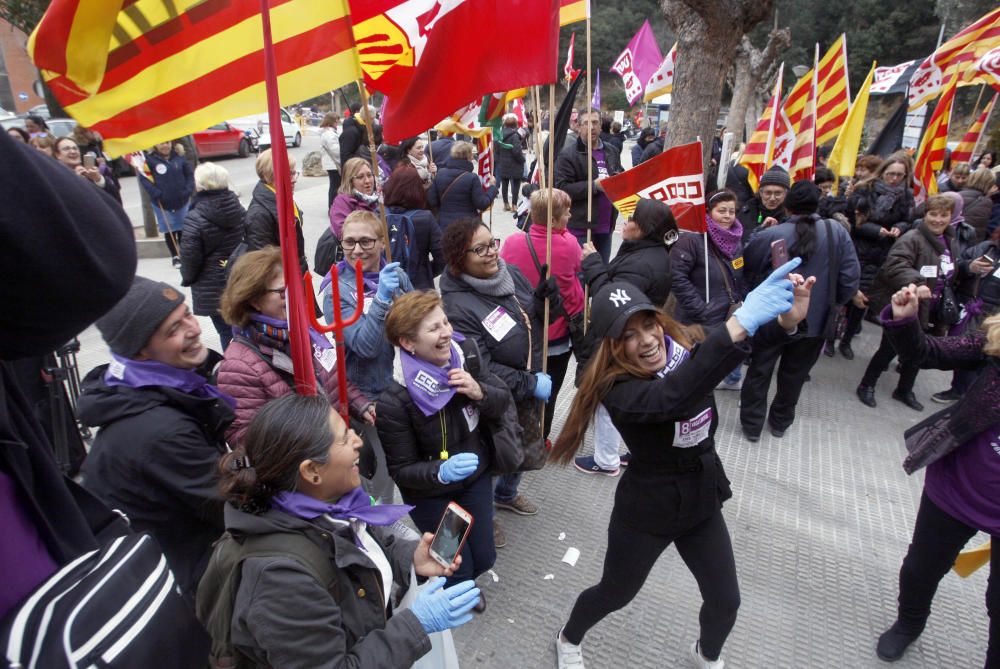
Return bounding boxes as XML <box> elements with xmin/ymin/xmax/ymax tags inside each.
<box><xmin>399</xmin><ymin>333</ymin><xmax>466</xmax><ymax>416</ymax></box>
<box><xmin>248</xmin><ymin>313</ymin><xmax>332</xmax><ymax>351</ymax></box>
<box><xmin>706</xmin><ymin>216</ymin><xmax>743</xmax><ymax>260</ymax></box>
<box><xmin>105</xmin><ymin>353</ymin><xmax>236</xmax><ymax>409</ymax></box>
<box><xmin>272</xmin><ymin>487</ymin><xmax>413</xmax><ymax>548</ymax></box>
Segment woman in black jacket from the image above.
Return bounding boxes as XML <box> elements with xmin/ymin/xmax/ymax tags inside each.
<box><xmin>383</xmin><ymin>165</ymin><xmax>445</xmax><ymax>290</ymax></box>
<box><xmin>244</xmin><ymin>149</ymin><xmax>308</xmax><ymax>276</ymax></box>
<box><xmin>550</xmin><ymin>265</ymin><xmax>813</xmax><ymax>669</ymax></box>
<box><xmin>377</xmin><ymin>291</ymin><xmax>508</xmax><ymax>598</ymax></box>
<box><xmin>427</xmin><ymin>141</ymin><xmax>498</xmax><ymax>232</ymax></box>
<box><xmin>576</xmin><ymin>197</ymin><xmax>678</xmax><ymax>475</ymax></box>
<box><xmin>180</xmin><ymin>162</ymin><xmax>246</xmax><ymax>349</ymax></box>
<box><xmin>494</xmin><ymin>114</ymin><xmax>526</xmax><ymax>212</ymax></box>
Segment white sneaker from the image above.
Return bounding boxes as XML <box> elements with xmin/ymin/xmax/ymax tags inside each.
<box><xmin>556</xmin><ymin>629</ymin><xmax>585</xmax><ymax>669</ymax></box>
<box><xmin>689</xmin><ymin>640</ymin><xmax>724</xmax><ymax>668</ymax></box>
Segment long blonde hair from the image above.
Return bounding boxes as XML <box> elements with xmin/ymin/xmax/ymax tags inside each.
<box><xmin>550</xmin><ymin>311</ymin><xmax>702</xmax><ymax>464</ymax></box>
<box><xmin>983</xmin><ymin>313</ymin><xmax>1000</xmax><ymax>358</ymax></box>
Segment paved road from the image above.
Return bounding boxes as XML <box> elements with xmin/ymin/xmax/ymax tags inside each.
<box><xmin>92</xmin><ymin>141</ymin><xmax>992</xmax><ymax>669</ymax></box>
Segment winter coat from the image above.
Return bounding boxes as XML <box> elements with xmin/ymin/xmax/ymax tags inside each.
<box><xmin>725</xmin><ymin>163</ymin><xmax>754</xmax><ymax>208</ymax></box>
<box><xmin>553</xmin><ymin>137</ymin><xmax>624</xmax><ymax>232</ymax></box>
<box><xmin>499</xmin><ymin>225</ymin><xmax>584</xmax><ymax>341</ymax></box>
<box><xmin>322</xmin><ymin>263</ymin><xmax>415</xmax><ymax>401</ymax></box>
<box><xmin>957</xmin><ymin>238</ymin><xmax>1000</xmax><ymax>310</ymax></box>
<box><xmin>376</xmin><ymin>342</ymin><xmax>510</xmax><ymax>500</ymax></box>
<box><xmin>329</xmin><ymin>192</ymin><xmax>378</xmax><ymax>238</ymax></box>
<box><xmin>217</xmin><ymin>337</ymin><xmax>370</xmax><ymax>446</ymax></box>
<box><xmin>869</xmin><ymin>221</ymin><xmax>961</xmax><ymax>331</ymax></box>
<box><xmin>180</xmin><ymin>189</ymin><xmax>246</xmax><ymax>315</ymax></box>
<box><xmin>744</xmin><ymin>214</ymin><xmax>861</xmax><ymax>338</ymax></box>
<box><xmin>338</xmin><ymin>116</ymin><xmax>366</xmax><ymax>168</ymax></box>
<box><xmin>439</xmin><ymin>264</ymin><xmax>543</xmax><ymax>403</ymax></box>
<box><xmin>245</xmin><ymin>181</ymin><xmax>308</xmax><ymax>275</ymax></box>
<box><xmin>139</xmin><ymin>150</ymin><xmax>194</xmax><ymax>211</ymax></box>
<box><xmin>846</xmin><ymin>181</ymin><xmax>913</xmax><ymax>291</ymax></box>
<box><xmin>988</xmin><ymin>198</ymin><xmax>1000</xmax><ymax>238</ymax></box>
<box><xmin>428</xmin><ymin>137</ymin><xmax>455</xmax><ymax>168</ymax></box>
<box><xmin>387</xmin><ymin>205</ymin><xmax>444</xmax><ymax>290</ymax></box>
<box><xmin>426</xmin><ymin>158</ymin><xmax>497</xmax><ymax>231</ymax></box>
<box><xmin>77</xmin><ymin>368</ymin><xmax>233</xmax><ymax>596</ymax></box>
<box><xmin>222</xmin><ymin>505</ymin><xmax>431</xmax><ymax>668</ymax></box>
<box><xmin>582</xmin><ymin>236</ymin><xmax>673</xmax><ymax>307</ymax></box>
<box><xmin>737</xmin><ymin>196</ymin><xmax>789</xmax><ymax>245</ymax></box>
<box><xmin>320</xmin><ymin>126</ymin><xmax>341</xmax><ymax>172</ymax></box>
<box><xmin>630</xmin><ymin>137</ymin><xmax>653</xmax><ymax>167</ymax></box>
<box><xmin>603</xmin><ymin>131</ymin><xmax>626</xmax><ymax>154</ymax></box>
<box><xmin>494</xmin><ymin>127</ymin><xmax>525</xmax><ymax>180</ymax></box>
<box><xmin>670</xmin><ymin>231</ymin><xmax>746</xmax><ymax>326</ymax></box>
<box><xmin>639</xmin><ymin>136</ymin><xmax>664</xmax><ymax>165</ymax></box>
<box><xmin>960</xmin><ymin>187</ymin><xmax>993</xmax><ymax>242</ymax></box>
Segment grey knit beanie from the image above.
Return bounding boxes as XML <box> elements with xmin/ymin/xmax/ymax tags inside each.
<box><xmin>96</xmin><ymin>276</ymin><xmax>186</xmax><ymax>358</ymax></box>
<box><xmin>759</xmin><ymin>165</ymin><xmax>790</xmax><ymax>190</ymax></box>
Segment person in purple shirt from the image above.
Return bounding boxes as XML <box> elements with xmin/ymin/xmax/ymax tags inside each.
<box><xmin>877</xmin><ymin>282</ymin><xmax>1000</xmax><ymax>666</ymax></box>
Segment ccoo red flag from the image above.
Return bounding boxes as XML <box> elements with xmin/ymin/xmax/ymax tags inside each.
<box><xmin>351</xmin><ymin>0</ymin><xmax>559</xmax><ymax>143</ymax></box>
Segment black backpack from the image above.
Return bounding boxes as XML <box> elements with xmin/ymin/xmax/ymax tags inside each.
<box><xmin>386</xmin><ymin>209</ymin><xmax>419</xmax><ymax>274</ymax></box>
<box><xmin>1</xmin><ymin>533</ymin><xmax>210</xmax><ymax>669</ymax></box>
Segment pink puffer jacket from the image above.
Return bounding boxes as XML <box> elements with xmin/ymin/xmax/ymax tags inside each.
<box><xmin>218</xmin><ymin>338</ymin><xmax>370</xmax><ymax>446</ymax></box>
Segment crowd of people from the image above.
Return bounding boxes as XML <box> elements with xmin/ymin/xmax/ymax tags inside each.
<box><xmin>2</xmin><ymin>102</ymin><xmax>999</xmax><ymax>669</ymax></box>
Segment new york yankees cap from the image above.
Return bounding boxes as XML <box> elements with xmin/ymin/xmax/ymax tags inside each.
<box><xmin>589</xmin><ymin>281</ymin><xmax>659</xmax><ymax>340</ymax></box>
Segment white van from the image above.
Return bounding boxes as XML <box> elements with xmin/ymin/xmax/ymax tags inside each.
<box><xmin>228</xmin><ymin>109</ymin><xmax>301</xmax><ymax>152</ymax></box>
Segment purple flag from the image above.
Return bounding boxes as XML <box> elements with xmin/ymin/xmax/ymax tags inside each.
<box><xmin>610</xmin><ymin>20</ymin><xmax>663</xmax><ymax>106</ymax></box>
<box><xmin>591</xmin><ymin>70</ymin><xmax>601</xmax><ymax>110</ymax></box>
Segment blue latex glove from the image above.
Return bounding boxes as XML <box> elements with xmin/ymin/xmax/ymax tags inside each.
<box><xmin>733</xmin><ymin>257</ymin><xmax>801</xmax><ymax>335</ymax></box>
<box><xmin>438</xmin><ymin>452</ymin><xmax>479</xmax><ymax>484</ymax></box>
<box><xmin>411</xmin><ymin>578</ymin><xmax>480</xmax><ymax>634</ymax></box>
<box><xmin>375</xmin><ymin>262</ymin><xmax>402</xmax><ymax>302</ymax></box>
<box><xmin>533</xmin><ymin>372</ymin><xmax>552</xmax><ymax>402</ymax></box>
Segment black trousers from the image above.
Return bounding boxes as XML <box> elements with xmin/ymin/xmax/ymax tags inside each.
<box><xmin>562</xmin><ymin>510</ymin><xmax>740</xmax><ymax>661</ymax></box>
<box><xmin>740</xmin><ymin>336</ymin><xmax>825</xmax><ymax>435</ymax></box>
<box><xmin>327</xmin><ymin>169</ymin><xmax>342</xmax><ymax>209</ymax></box>
<box><xmin>543</xmin><ymin>349</ymin><xmax>572</xmax><ymax>440</ymax></box>
<box><xmin>500</xmin><ymin>177</ymin><xmax>521</xmax><ymax>206</ymax></box>
<box><xmin>839</xmin><ymin>303</ymin><xmax>866</xmax><ymax>345</ymax></box>
<box><xmin>860</xmin><ymin>328</ymin><xmax>920</xmax><ymax>394</ymax></box>
<box><xmin>164</xmin><ymin>230</ymin><xmax>182</xmax><ymax>258</ymax></box>
<box><xmin>894</xmin><ymin>491</ymin><xmax>998</xmax><ymax>668</ymax></box>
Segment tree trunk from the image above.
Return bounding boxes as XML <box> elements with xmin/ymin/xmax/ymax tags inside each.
<box><xmin>660</xmin><ymin>0</ymin><xmax>776</xmax><ymax>170</ymax></box>
<box><xmin>727</xmin><ymin>29</ymin><xmax>790</xmax><ymax>143</ymax></box>
<box><xmin>728</xmin><ymin>62</ymin><xmax>755</xmax><ymax>144</ymax></box>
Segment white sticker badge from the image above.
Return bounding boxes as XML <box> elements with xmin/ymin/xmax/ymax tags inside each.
<box><xmin>919</xmin><ymin>265</ymin><xmax>938</xmax><ymax>278</ymax></box>
<box><xmin>462</xmin><ymin>403</ymin><xmax>480</xmax><ymax>432</ymax></box>
<box><xmin>674</xmin><ymin>407</ymin><xmax>712</xmax><ymax>448</ymax></box>
<box><xmin>481</xmin><ymin>306</ymin><xmax>517</xmax><ymax>341</ymax></box>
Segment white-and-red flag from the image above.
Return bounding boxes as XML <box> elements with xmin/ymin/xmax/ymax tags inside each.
<box><xmin>564</xmin><ymin>32</ymin><xmax>581</xmax><ymax>85</ymax></box>
<box><xmin>476</xmin><ymin>131</ymin><xmax>493</xmax><ymax>189</ymax></box>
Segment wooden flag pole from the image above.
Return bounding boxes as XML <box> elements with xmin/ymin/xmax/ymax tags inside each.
<box><xmin>356</xmin><ymin>81</ymin><xmax>392</xmax><ymax>262</ymax></box>
<box><xmin>583</xmin><ymin>12</ymin><xmax>594</xmax><ymax>333</ymax></box>
<box><xmin>540</xmin><ymin>82</ymin><xmax>557</xmax><ymax>432</ymax></box>
<box><xmin>970</xmin><ymin>83</ymin><xmax>986</xmax><ymax>122</ymax></box>
<box><xmin>533</xmin><ymin>85</ymin><xmax>547</xmax><ymax>189</ymax></box>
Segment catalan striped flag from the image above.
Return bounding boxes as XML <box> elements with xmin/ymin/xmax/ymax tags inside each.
<box><xmin>781</xmin><ymin>60</ymin><xmax>818</xmax><ymax>183</ymax></box>
<box><xmin>27</xmin><ymin>0</ymin><xmax>361</xmax><ymax>157</ymax></box>
<box><xmin>815</xmin><ymin>35</ymin><xmax>850</xmax><ymax>146</ymax></box>
<box><xmin>739</xmin><ymin>65</ymin><xmax>784</xmax><ymax>192</ymax></box>
<box><xmin>909</xmin><ymin>7</ymin><xmax>1000</xmax><ymax>110</ymax></box>
<box><xmin>950</xmin><ymin>94</ymin><xmax>997</xmax><ymax>165</ymax></box>
<box><xmin>913</xmin><ymin>73</ymin><xmax>958</xmax><ymax>202</ymax></box>
<box><xmin>559</xmin><ymin>0</ymin><xmax>590</xmax><ymax>26</ymax></box>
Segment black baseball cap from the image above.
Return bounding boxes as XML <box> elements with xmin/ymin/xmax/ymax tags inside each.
<box><xmin>589</xmin><ymin>281</ymin><xmax>659</xmax><ymax>339</ymax></box>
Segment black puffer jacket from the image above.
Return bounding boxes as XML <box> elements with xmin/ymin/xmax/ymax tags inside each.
<box><xmin>439</xmin><ymin>263</ymin><xmax>543</xmax><ymax>402</ymax></box>
<box><xmin>426</xmin><ymin>158</ymin><xmax>497</xmax><ymax>231</ymax></box>
<box><xmin>245</xmin><ymin>181</ymin><xmax>308</xmax><ymax>275</ymax></box>
<box><xmin>77</xmin><ymin>367</ymin><xmax>233</xmax><ymax>596</ymax></box>
<box><xmin>554</xmin><ymin>137</ymin><xmax>623</xmax><ymax>232</ymax></box>
<box><xmin>582</xmin><ymin>237</ymin><xmax>673</xmax><ymax>307</ymax></box>
<box><xmin>376</xmin><ymin>342</ymin><xmax>510</xmax><ymax>500</ymax></box>
<box><xmin>338</xmin><ymin>116</ymin><xmax>365</xmax><ymax>168</ymax></box>
<box><xmin>669</xmin><ymin>231</ymin><xmax>745</xmax><ymax>326</ymax></box>
<box><xmin>737</xmin><ymin>196</ymin><xmax>787</xmax><ymax>244</ymax></box>
<box><xmin>847</xmin><ymin>180</ymin><xmax>914</xmax><ymax>291</ymax></box>
<box><xmin>180</xmin><ymin>189</ymin><xmax>246</xmax><ymax>315</ymax></box>
<box><xmin>494</xmin><ymin>127</ymin><xmax>525</xmax><ymax>180</ymax></box>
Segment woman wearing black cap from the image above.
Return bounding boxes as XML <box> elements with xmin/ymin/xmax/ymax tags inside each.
<box><xmin>550</xmin><ymin>262</ymin><xmax>814</xmax><ymax>669</ymax></box>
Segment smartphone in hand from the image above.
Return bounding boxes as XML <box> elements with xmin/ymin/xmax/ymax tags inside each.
<box><xmin>770</xmin><ymin>239</ymin><xmax>789</xmax><ymax>269</ymax></box>
<box><xmin>83</xmin><ymin>153</ymin><xmax>97</xmax><ymax>169</ymax></box>
<box><xmin>429</xmin><ymin>502</ymin><xmax>473</xmax><ymax>568</ymax></box>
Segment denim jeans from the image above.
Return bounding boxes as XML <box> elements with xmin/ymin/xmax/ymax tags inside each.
<box><xmin>493</xmin><ymin>472</ymin><xmax>522</xmax><ymax>504</ymax></box>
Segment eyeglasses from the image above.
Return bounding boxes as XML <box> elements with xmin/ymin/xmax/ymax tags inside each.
<box><xmin>883</xmin><ymin>171</ymin><xmax>906</xmax><ymax>179</ymax></box>
<box><xmin>466</xmin><ymin>238</ymin><xmax>501</xmax><ymax>257</ymax></box>
<box><xmin>263</xmin><ymin>286</ymin><xmax>285</xmax><ymax>296</ymax></box>
<box><xmin>342</xmin><ymin>237</ymin><xmax>378</xmax><ymax>251</ymax></box>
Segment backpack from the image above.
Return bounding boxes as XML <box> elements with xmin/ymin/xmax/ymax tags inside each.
<box><xmin>386</xmin><ymin>209</ymin><xmax>419</xmax><ymax>275</ymax></box>
<box><xmin>314</xmin><ymin>227</ymin><xmax>343</xmax><ymax>277</ymax></box>
<box><xmin>196</xmin><ymin>530</ymin><xmax>339</xmax><ymax>669</ymax></box>
<box><xmin>1</xmin><ymin>533</ymin><xmax>210</xmax><ymax>669</ymax></box>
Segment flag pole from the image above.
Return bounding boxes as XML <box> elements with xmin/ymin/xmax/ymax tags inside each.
<box><xmin>541</xmin><ymin>81</ymin><xmax>556</xmax><ymax>435</ymax></box>
<box><xmin>583</xmin><ymin>14</ymin><xmax>594</xmax><ymax>333</ymax></box>
<box><xmin>533</xmin><ymin>85</ymin><xmax>546</xmax><ymax>189</ymax></box>
<box><xmin>698</xmin><ymin>136</ymin><xmax>710</xmax><ymax>303</ymax></box>
<box><xmin>970</xmin><ymin>84</ymin><xmax>986</xmax><ymax>122</ymax></box>
<box><xmin>356</xmin><ymin>81</ymin><xmax>392</xmax><ymax>262</ymax></box>
<box><xmin>972</xmin><ymin>92</ymin><xmax>997</xmax><ymax>164</ymax></box>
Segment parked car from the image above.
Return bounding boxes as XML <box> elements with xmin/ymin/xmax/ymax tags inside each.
<box><xmin>228</xmin><ymin>109</ymin><xmax>301</xmax><ymax>152</ymax></box>
<box><xmin>0</xmin><ymin>115</ymin><xmax>77</xmax><ymax>137</ymax></box>
<box><xmin>191</xmin><ymin>121</ymin><xmax>250</xmax><ymax>158</ymax></box>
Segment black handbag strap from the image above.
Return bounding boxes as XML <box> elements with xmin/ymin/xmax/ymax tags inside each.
<box><xmin>707</xmin><ymin>243</ymin><xmax>737</xmax><ymax>304</ymax></box>
<box><xmin>823</xmin><ymin>219</ymin><xmax>836</xmax><ymax>308</ymax></box>
<box><xmin>525</xmin><ymin>234</ymin><xmax>567</xmax><ymax>319</ymax></box>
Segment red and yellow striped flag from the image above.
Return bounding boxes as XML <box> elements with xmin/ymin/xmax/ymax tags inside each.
<box><xmin>781</xmin><ymin>64</ymin><xmax>817</xmax><ymax>183</ymax></box>
<box><xmin>950</xmin><ymin>93</ymin><xmax>997</xmax><ymax>165</ymax></box>
<box><xmin>28</xmin><ymin>0</ymin><xmax>361</xmax><ymax>156</ymax></box>
<box><xmin>740</xmin><ymin>65</ymin><xmax>784</xmax><ymax>192</ymax></box>
<box><xmin>913</xmin><ymin>73</ymin><xmax>958</xmax><ymax>202</ymax></box>
<box><xmin>815</xmin><ymin>35</ymin><xmax>850</xmax><ymax>146</ymax></box>
<box><xmin>559</xmin><ymin>0</ymin><xmax>590</xmax><ymax>26</ymax></box>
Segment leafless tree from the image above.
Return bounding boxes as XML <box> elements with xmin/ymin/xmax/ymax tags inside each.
<box><xmin>728</xmin><ymin>27</ymin><xmax>790</xmax><ymax>143</ymax></box>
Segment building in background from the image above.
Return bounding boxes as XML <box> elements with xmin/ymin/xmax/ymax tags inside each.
<box><xmin>0</xmin><ymin>19</ymin><xmax>46</xmax><ymax>113</ymax></box>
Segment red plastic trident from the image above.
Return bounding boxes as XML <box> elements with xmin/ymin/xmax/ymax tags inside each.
<box><xmin>303</xmin><ymin>262</ymin><xmax>365</xmax><ymax>421</ymax></box>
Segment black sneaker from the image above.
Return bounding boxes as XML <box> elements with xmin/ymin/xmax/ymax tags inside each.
<box><xmin>931</xmin><ymin>389</ymin><xmax>962</xmax><ymax>403</ymax></box>
<box><xmin>892</xmin><ymin>390</ymin><xmax>924</xmax><ymax>412</ymax></box>
<box><xmin>823</xmin><ymin>341</ymin><xmax>836</xmax><ymax>357</ymax></box>
<box><xmin>769</xmin><ymin>423</ymin><xmax>786</xmax><ymax>438</ymax></box>
<box><xmin>741</xmin><ymin>426</ymin><xmax>760</xmax><ymax>443</ymax></box>
<box><xmin>876</xmin><ymin>621</ymin><xmax>920</xmax><ymax>662</ymax></box>
<box><xmin>857</xmin><ymin>384</ymin><xmax>877</xmax><ymax>408</ymax></box>
<box><xmin>838</xmin><ymin>341</ymin><xmax>855</xmax><ymax>360</ymax></box>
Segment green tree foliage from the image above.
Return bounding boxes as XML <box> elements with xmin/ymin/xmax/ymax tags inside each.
<box><xmin>0</xmin><ymin>0</ymin><xmax>48</xmax><ymax>35</ymax></box>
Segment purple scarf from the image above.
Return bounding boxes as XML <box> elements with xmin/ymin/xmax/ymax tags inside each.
<box><xmin>272</xmin><ymin>487</ymin><xmax>413</xmax><ymax>547</ymax></box>
<box><xmin>105</xmin><ymin>353</ymin><xmax>236</xmax><ymax>409</ymax></box>
<box><xmin>247</xmin><ymin>313</ymin><xmax>332</xmax><ymax>351</ymax></box>
<box><xmin>706</xmin><ymin>215</ymin><xmax>743</xmax><ymax>260</ymax></box>
<box><xmin>399</xmin><ymin>332</ymin><xmax>466</xmax><ymax>416</ymax></box>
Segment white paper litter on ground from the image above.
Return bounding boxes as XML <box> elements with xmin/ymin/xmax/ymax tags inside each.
<box><xmin>558</xmin><ymin>532</ymin><xmax>566</xmax><ymax>541</ymax></box>
<box><xmin>561</xmin><ymin>547</ymin><xmax>580</xmax><ymax>567</ymax></box>
<box><xmin>543</xmin><ymin>574</ymin><xmax>554</xmax><ymax>580</ymax></box>
<box><xmin>488</xmin><ymin>569</ymin><xmax>499</xmax><ymax>582</ymax></box>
